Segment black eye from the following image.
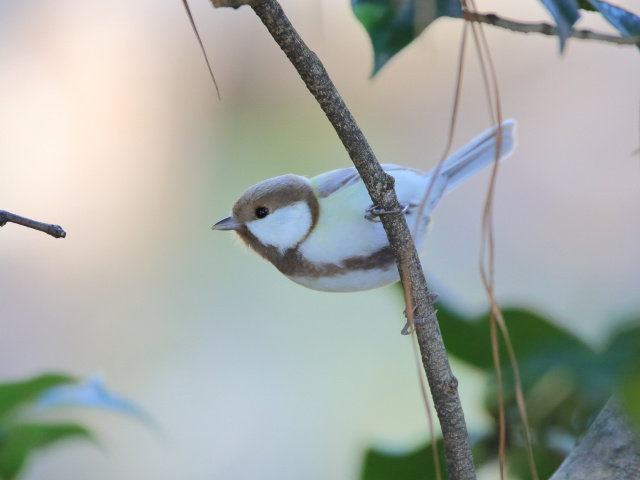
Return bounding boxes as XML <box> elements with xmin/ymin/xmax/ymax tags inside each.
<box><xmin>255</xmin><ymin>206</ymin><xmax>269</xmax><ymax>219</ymax></box>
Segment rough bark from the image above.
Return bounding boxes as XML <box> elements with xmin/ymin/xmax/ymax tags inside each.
<box><xmin>550</xmin><ymin>399</ymin><xmax>640</xmax><ymax>480</ymax></box>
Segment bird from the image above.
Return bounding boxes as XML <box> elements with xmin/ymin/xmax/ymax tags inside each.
<box><xmin>212</xmin><ymin>120</ymin><xmax>517</xmax><ymax>293</ymax></box>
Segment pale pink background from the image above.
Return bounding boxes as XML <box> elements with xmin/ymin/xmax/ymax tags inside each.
<box><xmin>0</xmin><ymin>0</ymin><xmax>638</xmax><ymax>478</ymax></box>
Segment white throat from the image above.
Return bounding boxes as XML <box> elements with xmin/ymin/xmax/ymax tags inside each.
<box><xmin>246</xmin><ymin>201</ymin><xmax>312</xmax><ymax>253</ymax></box>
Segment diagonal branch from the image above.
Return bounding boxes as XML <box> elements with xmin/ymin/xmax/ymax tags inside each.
<box><xmin>0</xmin><ymin>210</ymin><xmax>66</xmax><ymax>238</ymax></box>
<box><xmin>464</xmin><ymin>11</ymin><xmax>640</xmax><ymax>46</ymax></box>
<box><xmin>211</xmin><ymin>0</ymin><xmax>475</xmax><ymax>479</ymax></box>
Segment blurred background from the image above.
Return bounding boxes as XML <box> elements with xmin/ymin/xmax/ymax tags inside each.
<box><xmin>0</xmin><ymin>0</ymin><xmax>638</xmax><ymax>478</ymax></box>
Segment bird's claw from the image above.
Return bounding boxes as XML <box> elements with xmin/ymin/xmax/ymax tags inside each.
<box><xmin>401</xmin><ymin>292</ymin><xmax>439</xmax><ymax>319</ymax></box>
<box><xmin>401</xmin><ymin>307</ymin><xmax>438</xmax><ymax>336</ymax></box>
<box><xmin>364</xmin><ymin>203</ymin><xmax>409</xmax><ymax>222</ymax></box>
<box><xmin>426</xmin><ymin>292</ymin><xmax>440</xmax><ymax>303</ymax></box>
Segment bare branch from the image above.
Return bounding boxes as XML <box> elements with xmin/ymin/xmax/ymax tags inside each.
<box><xmin>213</xmin><ymin>1</ymin><xmax>475</xmax><ymax>479</ymax></box>
<box><xmin>0</xmin><ymin>210</ymin><xmax>66</xmax><ymax>238</ymax></box>
<box><xmin>211</xmin><ymin>0</ymin><xmax>261</xmax><ymax>8</ymax></box>
<box><xmin>465</xmin><ymin>11</ymin><xmax>640</xmax><ymax>46</ymax></box>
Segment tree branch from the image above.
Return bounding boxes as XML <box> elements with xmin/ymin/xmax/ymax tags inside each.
<box><xmin>464</xmin><ymin>11</ymin><xmax>640</xmax><ymax>46</ymax></box>
<box><xmin>211</xmin><ymin>0</ymin><xmax>260</xmax><ymax>8</ymax></box>
<box><xmin>549</xmin><ymin>398</ymin><xmax>640</xmax><ymax>480</ymax></box>
<box><xmin>212</xmin><ymin>1</ymin><xmax>475</xmax><ymax>479</ymax></box>
<box><xmin>0</xmin><ymin>210</ymin><xmax>66</xmax><ymax>238</ymax></box>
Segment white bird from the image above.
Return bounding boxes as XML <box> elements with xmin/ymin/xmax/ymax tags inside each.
<box><xmin>213</xmin><ymin>120</ymin><xmax>516</xmax><ymax>292</ymax></box>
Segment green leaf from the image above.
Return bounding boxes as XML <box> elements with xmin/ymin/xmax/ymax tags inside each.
<box><xmin>437</xmin><ymin>304</ymin><xmax>594</xmax><ymax>380</ymax></box>
<box><xmin>507</xmin><ymin>440</ymin><xmax>567</xmax><ymax>480</ymax></box>
<box><xmin>619</xmin><ymin>355</ymin><xmax>640</xmax><ymax>428</ymax></box>
<box><xmin>538</xmin><ymin>0</ymin><xmax>581</xmax><ymax>51</ymax></box>
<box><xmin>601</xmin><ymin>322</ymin><xmax>640</xmax><ymax>376</ymax></box>
<box><xmin>607</xmin><ymin>321</ymin><xmax>640</xmax><ymax>427</ymax></box>
<box><xmin>577</xmin><ymin>0</ymin><xmax>596</xmax><ymax>12</ymax></box>
<box><xmin>0</xmin><ymin>374</ymin><xmax>76</xmax><ymax>420</ymax></box>
<box><xmin>429</xmin><ymin>301</ymin><xmax>639</xmax><ymax>411</ymax></box>
<box><xmin>352</xmin><ymin>0</ymin><xmax>463</xmax><ymax>75</ymax></box>
<box><xmin>585</xmin><ymin>0</ymin><xmax>640</xmax><ymax>40</ymax></box>
<box><xmin>360</xmin><ymin>440</ymin><xmax>446</xmax><ymax>480</ymax></box>
<box><xmin>0</xmin><ymin>423</ymin><xmax>94</xmax><ymax>480</ymax></box>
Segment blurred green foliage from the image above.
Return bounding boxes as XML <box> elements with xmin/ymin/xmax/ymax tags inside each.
<box><xmin>362</xmin><ymin>439</ymin><xmax>445</xmax><ymax>480</ymax></box>
<box><xmin>360</xmin><ymin>301</ymin><xmax>640</xmax><ymax>479</ymax></box>
<box><xmin>351</xmin><ymin>0</ymin><xmax>462</xmax><ymax>74</ymax></box>
<box><xmin>0</xmin><ymin>373</ymin><xmax>91</xmax><ymax>480</ymax></box>
<box><xmin>352</xmin><ymin>0</ymin><xmax>640</xmax><ymax>73</ymax></box>
<box><xmin>0</xmin><ymin>373</ymin><xmax>143</xmax><ymax>480</ymax></box>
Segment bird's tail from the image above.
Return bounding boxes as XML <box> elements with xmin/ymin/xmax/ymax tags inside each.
<box><xmin>422</xmin><ymin>120</ymin><xmax>517</xmax><ymax>215</ymax></box>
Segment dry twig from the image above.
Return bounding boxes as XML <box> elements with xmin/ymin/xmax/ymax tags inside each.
<box><xmin>0</xmin><ymin>210</ymin><xmax>66</xmax><ymax>238</ymax></box>
<box><xmin>464</xmin><ymin>11</ymin><xmax>640</xmax><ymax>46</ymax></box>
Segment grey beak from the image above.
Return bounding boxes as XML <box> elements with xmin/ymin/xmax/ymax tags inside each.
<box><xmin>212</xmin><ymin>216</ymin><xmax>241</xmax><ymax>231</ymax></box>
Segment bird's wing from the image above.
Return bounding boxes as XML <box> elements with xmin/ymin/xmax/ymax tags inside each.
<box><xmin>303</xmin><ymin>176</ymin><xmax>389</xmax><ymax>265</ymax></box>
<box><xmin>313</xmin><ymin>167</ymin><xmax>361</xmax><ymax>199</ymax></box>
<box><xmin>304</xmin><ymin>166</ymin><xmax>430</xmax><ymax>266</ymax></box>
<box><xmin>313</xmin><ymin>164</ymin><xmax>427</xmax><ymax>200</ymax></box>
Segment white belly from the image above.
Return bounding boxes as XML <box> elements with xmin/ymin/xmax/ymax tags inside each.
<box><xmin>287</xmin><ymin>267</ymin><xmax>400</xmax><ymax>292</ymax></box>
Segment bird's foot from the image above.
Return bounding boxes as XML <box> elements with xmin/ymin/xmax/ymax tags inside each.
<box><xmin>426</xmin><ymin>292</ymin><xmax>440</xmax><ymax>303</ymax></box>
<box><xmin>401</xmin><ymin>310</ymin><xmax>438</xmax><ymax>335</ymax></box>
<box><xmin>364</xmin><ymin>203</ymin><xmax>409</xmax><ymax>223</ymax></box>
<box><xmin>401</xmin><ymin>292</ymin><xmax>440</xmax><ymax>335</ymax></box>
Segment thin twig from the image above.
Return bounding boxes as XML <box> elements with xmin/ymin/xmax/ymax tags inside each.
<box><xmin>213</xmin><ymin>0</ymin><xmax>476</xmax><ymax>479</ymax></box>
<box><xmin>181</xmin><ymin>0</ymin><xmax>221</xmax><ymax>99</ymax></box>
<box><xmin>464</xmin><ymin>11</ymin><xmax>640</xmax><ymax>46</ymax></box>
<box><xmin>464</xmin><ymin>4</ymin><xmax>508</xmax><ymax>477</ymax></box>
<box><xmin>412</xmin><ymin>22</ymin><xmax>468</xmax><ymax>238</ymax></box>
<box><xmin>402</xmin><ymin>259</ymin><xmax>442</xmax><ymax>480</ymax></box>
<box><xmin>466</xmin><ymin>3</ymin><xmax>540</xmax><ymax>478</ymax></box>
<box><xmin>0</xmin><ymin>210</ymin><xmax>66</xmax><ymax>238</ymax></box>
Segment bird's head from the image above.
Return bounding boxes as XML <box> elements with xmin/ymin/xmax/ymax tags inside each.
<box><xmin>212</xmin><ymin>174</ymin><xmax>320</xmax><ymax>254</ymax></box>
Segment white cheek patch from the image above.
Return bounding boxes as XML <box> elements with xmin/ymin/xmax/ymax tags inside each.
<box><xmin>246</xmin><ymin>201</ymin><xmax>312</xmax><ymax>253</ymax></box>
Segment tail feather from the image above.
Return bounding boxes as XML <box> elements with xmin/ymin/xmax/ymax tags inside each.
<box><xmin>422</xmin><ymin>120</ymin><xmax>517</xmax><ymax>214</ymax></box>
<box><xmin>440</xmin><ymin>119</ymin><xmax>517</xmax><ymax>192</ymax></box>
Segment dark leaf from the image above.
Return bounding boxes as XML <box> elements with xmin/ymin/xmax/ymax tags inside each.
<box><xmin>508</xmin><ymin>441</ymin><xmax>567</xmax><ymax>480</ymax></box>
<box><xmin>352</xmin><ymin>0</ymin><xmax>463</xmax><ymax>75</ymax></box>
<box><xmin>585</xmin><ymin>0</ymin><xmax>640</xmax><ymax>41</ymax></box>
<box><xmin>0</xmin><ymin>374</ymin><xmax>76</xmax><ymax>419</ymax></box>
<box><xmin>437</xmin><ymin>304</ymin><xmax>594</xmax><ymax>380</ymax></box>
<box><xmin>360</xmin><ymin>440</ymin><xmax>446</xmax><ymax>480</ymax></box>
<box><xmin>0</xmin><ymin>423</ymin><xmax>94</xmax><ymax>480</ymax></box>
<box><xmin>577</xmin><ymin>0</ymin><xmax>597</xmax><ymax>12</ymax></box>
<box><xmin>601</xmin><ymin>321</ymin><xmax>640</xmax><ymax>376</ymax></box>
<box><xmin>538</xmin><ymin>0</ymin><xmax>580</xmax><ymax>51</ymax></box>
<box><xmin>360</xmin><ymin>433</ymin><xmax>560</xmax><ymax>480</ymax></box>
